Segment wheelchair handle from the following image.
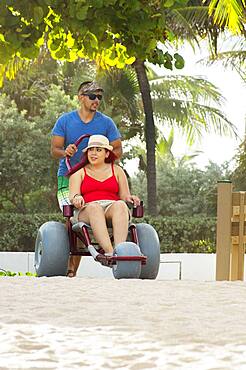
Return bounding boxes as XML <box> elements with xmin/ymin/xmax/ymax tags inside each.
<box><xmin>65</xmin><ymin>134</ymin><xmax>91</xmax><ymax>174</ymax></box>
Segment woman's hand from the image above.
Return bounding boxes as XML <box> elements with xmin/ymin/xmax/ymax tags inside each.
<box><xmin>72</xmin><ymin>194</ymin><xmax>85</xmax><ymax>208</ymax></box>
<box><xmin>125</xmin><ymin>195</ymin><xmax>140</xmax><ymax>207</ymax></box>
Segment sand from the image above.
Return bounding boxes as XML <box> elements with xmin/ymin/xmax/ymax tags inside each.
<box><xmin>1</xmin><ymin>277</ymin><xmax>246</xmax><ymax>369</ymax></box>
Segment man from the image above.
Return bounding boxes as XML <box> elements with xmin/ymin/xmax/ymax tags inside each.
<box><xmin>51</xmin><ymin>81</ymin><xmax>122</xmax><ymax>277</ymax></box>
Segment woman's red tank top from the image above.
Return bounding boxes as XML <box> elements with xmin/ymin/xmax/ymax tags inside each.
<box><xmin>81</xmin><ymin>163</ymin><xmax>120</xmax><ymax>203</ymax></box>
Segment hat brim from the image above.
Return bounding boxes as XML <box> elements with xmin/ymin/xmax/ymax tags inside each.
<box><xmin>83</xmin><ymin>144</ymin><xmax>113</xmax><ymax>153</ymax></box>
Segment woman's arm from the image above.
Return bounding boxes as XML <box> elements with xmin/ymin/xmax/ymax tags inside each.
<box><xmin>116</xmin><ymin>166</ymin><xmax>140</xmax><ymax>206</ymax></box>
<box><xmin>69</xmin><ymin>169</ymin><xmax>85</xmax><ymax>208</ymax></box>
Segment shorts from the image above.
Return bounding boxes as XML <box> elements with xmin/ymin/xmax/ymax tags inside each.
<box><xmin>57</xmin><ymin>176</ymin><xmax>70</xmax><ymax>211</ymax></box>
<box><xmin>72</xmin><ymin>200</ymin><xmax>132</xmax><ymax>224</ymax></box>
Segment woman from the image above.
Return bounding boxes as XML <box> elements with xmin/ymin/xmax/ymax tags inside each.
<box><xmin>69</xmin><ymin>134</ymin><xmax>140</xmax><ymax>267</ymax></box>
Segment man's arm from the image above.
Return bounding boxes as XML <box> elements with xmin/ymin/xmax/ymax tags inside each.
<box><xmin>110</xmin><ymin>138</ymin><xmax>122</xmax><ymax>160</ymax></box>
<box><xmin>51</xmin><ymin>135</ymin><xmax>77</xmax><ymax>159</ymax></box>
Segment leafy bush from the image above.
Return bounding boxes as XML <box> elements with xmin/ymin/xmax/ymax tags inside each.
<box><xmin>0</xmin><ymin>94</ymin><xmax>58</xmax><ymax>213</ymax></box>
<box><xmin>139</xmin><ymin>215</ymin><xmax>216</xmax><ymax>253</ymax></box>
<box><xmin>132</xmin><ymin>160</ymin><xmax>230</xmax><ymax>217</ymax></box>
<box><xmin>0</xmin><ymin>213</ymin><xmax>216</xmax><ymax>253</ymax></box>
<box><xmin>0</xmin><ymin>213</ymin><xmax>64</xmax><ymax>252</ymax></box>
<box><xmin>0</xmin><ymin>87</ymin><xmax>78</xmax><ymax>215</ymax></box>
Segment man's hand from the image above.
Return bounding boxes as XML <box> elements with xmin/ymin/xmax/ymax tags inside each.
<box><xmin>65</xmin><ymin>144</ymin><xmax>78</xmax><ymax>157</ymax></box>
<box><xmin>51</xmin><ymin>136</ymin><xmax>78</xmax><ymax>159</ymax></box>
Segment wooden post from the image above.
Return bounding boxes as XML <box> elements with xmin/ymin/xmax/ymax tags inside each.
<box><xmin>216</xmin><ymin>181</ymin><xmax>246</xmax><ymax>281</ymax></box>
<box><xmin>216</xmin><ymin>181</ymin><xmax>232</xmax><ymax>280</ymax></box>
<box><xmin>238</xmin><ymin>192</ymin><xmax>245</xmax><ymax>280</ymax></box>
<box><xmin>231</xmin><ymin>191</ymin><xmax>246</xmax><ymax>280</ymax></box>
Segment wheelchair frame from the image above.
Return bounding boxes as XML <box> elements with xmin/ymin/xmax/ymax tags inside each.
<box><xmin>63</xmin><ymin>204</ymin><xmax>147</xmax><ymax>265</ymax></box>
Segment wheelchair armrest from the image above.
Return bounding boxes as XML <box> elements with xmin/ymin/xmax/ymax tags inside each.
<box><xmin>126</xmin><ymin>201</ymin><xmax>144</xmax><ymax>218</ymax></box>
<box><xmin>132</xmin><ymin>202</ymin><xmax>144</xmax><ymax>218</ymax></box>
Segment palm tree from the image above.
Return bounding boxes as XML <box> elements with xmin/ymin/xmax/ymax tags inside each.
<box><xmin>119</xmin><ymin>66</ymin><xmax>236</xmax><ymax>177</ymax></box>
<box><xmin>97</xmin><ymin>65</ymin><xmax>237</xmax><ymax>147</ymax></box>
<box><xmin>131</xmin><ymin>0</ymin><xmax>245</xmax><ymax>214</ymax></box>
<box><xmin>133</xmin><ymin>59</ymin><xmax>158</xmax><ymax>214</ymax></box>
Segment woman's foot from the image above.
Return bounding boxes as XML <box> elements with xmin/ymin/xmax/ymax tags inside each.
<box><xmin>95</xmin><ymin>254</ymin><xmax>113</xmax><ymax>267</ymax></box>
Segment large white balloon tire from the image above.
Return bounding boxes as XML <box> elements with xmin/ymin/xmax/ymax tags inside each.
<box><xmin>112</xmin><ymin>242</ymin><xmax>142</xmax><ymax>279</ymax></box>
<box><xmin>34</xmin><ymin>221</ymin><xmax>70</xmax><ymax>277</ymax></box>
<box><xmin>136</xmin><ymin>223</ymin><xmax>160</xmax><ymax>279</ymax></box>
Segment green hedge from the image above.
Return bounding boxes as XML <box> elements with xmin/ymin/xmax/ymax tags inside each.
<box><xmin>140</xmin><ymin>215</ymin><xmax>216</xmax><ymax>253</ymax></box>
<box><xmin>0</xmin><ymin>213</ymin><xmax>216</xmax><ymax>253</ymax></box>
<box><xmin>0</xmin><ymin>213</ymin><xmax>64</xmax><ymax>252</ymax></box>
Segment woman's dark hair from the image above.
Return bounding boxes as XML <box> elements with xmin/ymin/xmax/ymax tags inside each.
<box><xmin>81</xmin><ymin>149</ymin><xmax>116</xmax><ymax>167</ymax></box>
<box><xmin>67</xmin><ymin>150</ymin><xmax>117</xmax><ymax>177</ymax></box>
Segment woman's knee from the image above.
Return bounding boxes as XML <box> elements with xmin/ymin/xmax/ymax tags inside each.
<box><xmin>111</xmin><ymin>200</ymin><xmax>129</xmax><ymax>215</ymax></box>
<box><xmin>86</xmin><ymin>202</ymin><xmax>105</xmax><ymax>215</ymax></box>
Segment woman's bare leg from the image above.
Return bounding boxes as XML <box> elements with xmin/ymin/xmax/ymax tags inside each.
<box><xmin>105</xmin><ymin>201</ymin><xmax>129</xmax><ymax>246</ymax></box>
<box><xmin>78</xmin><ymin>203</ymin><xmax>113</xmax><ymax>253</ymax></box>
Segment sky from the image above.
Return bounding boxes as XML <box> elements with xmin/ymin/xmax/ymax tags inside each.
<box><xmin>125</xmin><ymin>38</ymin><xmax>246</xmax><ymax>175</ymax></box>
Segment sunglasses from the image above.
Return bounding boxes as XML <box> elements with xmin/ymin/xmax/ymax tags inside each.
<box><xmin>82</xmin><ymin>93</ymin><xmax>103</xmax><ymax>101</ymax></box>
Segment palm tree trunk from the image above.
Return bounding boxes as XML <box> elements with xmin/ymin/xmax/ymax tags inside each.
<box><xmin>134</xmin><ymin>59</ymin><xmax>157</xmax><ymax>215</ymax></box>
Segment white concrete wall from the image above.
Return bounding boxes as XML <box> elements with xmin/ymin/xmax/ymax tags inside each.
<box><xmin>0</xmin><ymin>252</ymin><xmax>218</xmax><ymax>281</ymax></box>
<box><xmin>0</xmin><ymin>252</ymin><xmax>35</xmax><ymax>275</ymax></box>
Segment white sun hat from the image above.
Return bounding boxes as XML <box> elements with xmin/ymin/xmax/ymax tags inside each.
<box><xmin>82</xmin><ymin>135</ymin><xmax>113</xmax><ymax>152</ymax></box>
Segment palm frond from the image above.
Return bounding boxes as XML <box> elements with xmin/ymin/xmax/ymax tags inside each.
<box><xmin>153</xmin><ymin>97</ymin><xmax>237</xmax><ymax>145</ymax></box>
<box><xmin>178</xmin><ymin>151</ymin><xmax>203</xmax><ymax>166</ymax></box>
<box><xmin>209</xmin><ymin>49</ymin><xmax>245</xmax><ymax>77</ymax></box>
<box><xmin>205</xmin><ymin>49</ymin><xmax>246</xmax><ymax>64</ymax></box>
<box><xmin>197</xmin><ymin>33</ymin><xmax>246</xmax><ymax>79</ymax></box>
<box><xmin>208</xmin><ymin>0</ymin><xmax>246</xmax><ymax>34</ymax></box>
<box><xmin>96</xmin><ymin>67</ymin><xmax>142</xmax><ymax>138</ymax></box>
<box><xmin>149</xmin><ymin>73</ymin><xmax>237</xmax><ymax>145</ymax></box>
<box><xmin>201</xmin><ymin>47</ymin><xmax>246</xmax><ymax>77</ymax></box>
<box><xmin>150</xmin><ymin>75</ymin><xmax>226</xmax><ymax>107</ymax></box>
<box><xmin>166</xmin><ymin>6</ymin><xmax>210</xmax><ymax>46</ymax></box>
<box><xmin>99</xmin><ymin>68</ymin><xmax>139</xmax><ymax>101</ymax></box>
<box><xmin>156</xmin><ymin>128</ymin><xmax>175</xmax><ymax>162</ymax></box>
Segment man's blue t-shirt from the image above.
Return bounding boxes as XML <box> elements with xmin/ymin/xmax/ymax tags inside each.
<box><xmin>52</xmin><ymin>110</ymin><xmax>121</xmax><ymax>176</ymax></box>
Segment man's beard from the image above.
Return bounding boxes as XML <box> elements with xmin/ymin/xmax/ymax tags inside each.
<box><xmin>89</xmin><ymin>105</ymin><xmax>98</xmax><ymax>112</ymax></box>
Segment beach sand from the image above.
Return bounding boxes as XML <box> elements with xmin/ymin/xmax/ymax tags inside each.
<box><xmin>1</xmin><ymin>277</ymin><xmax>246</xmax><ymax>369</ymax></box>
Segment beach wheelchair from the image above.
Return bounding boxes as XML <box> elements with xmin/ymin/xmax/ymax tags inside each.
<box><xmin>34</xmin><ymin>135</ymin><xmax>160</xmax><ymax>279</ymax></box>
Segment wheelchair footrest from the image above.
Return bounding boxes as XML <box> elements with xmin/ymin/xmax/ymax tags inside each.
<box><xmin>111</xmin><ymin>255</ymin><xmax>147</xmax><ymax>265</ymax></box>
